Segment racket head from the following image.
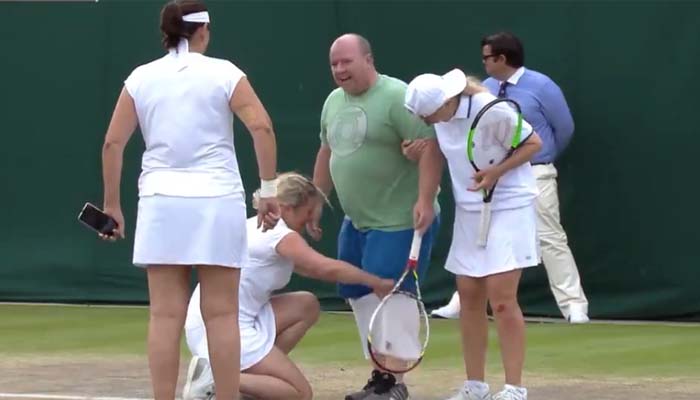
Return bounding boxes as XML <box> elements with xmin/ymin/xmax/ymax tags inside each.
<box><xmin>467</xmin><ymin>98</ymin><xmax>523</xmax><ymax>172</ymax></box>
<box><xmin>366</xmin><ymin>288</ymin><xmax>430</xmax><ymax>374</ymax></box>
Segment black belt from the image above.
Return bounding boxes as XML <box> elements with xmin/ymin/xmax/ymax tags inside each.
<box><xmin>532</xmin><ymin>162</ymin><xmax>553</xmax><ymax>166</ymax></box>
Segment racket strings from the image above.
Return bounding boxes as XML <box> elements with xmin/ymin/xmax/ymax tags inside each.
<box><xmin>367</xmin><ymin>292</ymin><xmax>429</xmax><ymax>373</ymax></box>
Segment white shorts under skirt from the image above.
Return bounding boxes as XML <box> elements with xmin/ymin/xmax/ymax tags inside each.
<box><xmin>445</xmin><ymin>205</ymin><xmax>540</xmax><ymax>278</ymax></box>
<box><xmin>133</xmin><ymin>192</ymin><xmax>248</xmax><ymax>268</ymax></box>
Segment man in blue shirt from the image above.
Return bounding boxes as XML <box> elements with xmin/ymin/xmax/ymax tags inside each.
<box><xmin>430</xmin><ymin>32</ymin><xmax>589</xmax><ymax>324</ymax></box>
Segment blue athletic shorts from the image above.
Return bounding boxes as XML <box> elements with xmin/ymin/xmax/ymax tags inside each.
<box><xmin>337</xmin><ymin>215</ymin><xmax>440</xmax><ymax>299</ymax></box>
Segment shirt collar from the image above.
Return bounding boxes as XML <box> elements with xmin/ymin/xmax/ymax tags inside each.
<box><xmin>503</xmin><ymin>66</ymin><xmax>526</xmax><ymax>85</ymax></box>
<box><xmin>452</xmin><ymin>95</ymin><xmax>473</xmax><ymax>120</ymax></box>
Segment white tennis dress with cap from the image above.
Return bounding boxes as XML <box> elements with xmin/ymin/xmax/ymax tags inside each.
<box><xmin>405</xmin><ymin>70</ymin><xmax>540</xmax><ymax>277</ymax></box>
<box><xmin>436</xmin><ymin>92</ymin><xmax>540</xmax><ymax>277</ymax></box>
<box><xmin>185</xmin><ymin>218</ymin><xmax>296</xmax><ymax>370</ymax></box>
<box><xmin>125</xmin><ymin>38</ymin><xmax>249</xmax><ymax>268</ymax></box>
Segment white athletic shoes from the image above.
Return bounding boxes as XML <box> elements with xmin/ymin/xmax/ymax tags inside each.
<box><xmin>182</xmin><ymin>356</ymin><xmax>215</xmax><ymax>400</ymax></box>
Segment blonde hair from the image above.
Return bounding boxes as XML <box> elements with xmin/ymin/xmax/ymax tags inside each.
<box><xmin>252</xmin><ymin>172</ymin><xmax>330</xmax><ymax>210</ymax></box>
<box><xmin>462</xmin><ymin>75</ymin><xmax>489</xmax><ymax>96</ymax></box>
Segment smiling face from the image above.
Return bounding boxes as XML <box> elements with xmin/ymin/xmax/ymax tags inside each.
<box><xmin>329</xmin><ymin>35</ymin><xmax>376</xmax><ymax>95</ymax></box>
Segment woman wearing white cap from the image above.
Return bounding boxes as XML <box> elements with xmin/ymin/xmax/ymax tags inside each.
<box><xmin>404</xmin><ymin>69</ymin><xmax>542</xmax><ymax>400</ymax></box>
<box><xmin>99</xmin><ymin>1</ymin><xmax>279</xmax><ymax>399</ymax></box>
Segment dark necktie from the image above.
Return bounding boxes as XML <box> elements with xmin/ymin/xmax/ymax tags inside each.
<box><xmin>498</xmin><ymin>81</ymin><xmax>508</xmax><ymax>98</ymax></box>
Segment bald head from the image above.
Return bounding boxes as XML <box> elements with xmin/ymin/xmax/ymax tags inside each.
<box><xmin>331</xmin><ymin>33</ymin><xmax>373</xmax><ymax>56</ymax></box>
<box><xmin>329</xmin><ymin>33</ymin><xmax>377</xmax><ymax>95</ymax></box>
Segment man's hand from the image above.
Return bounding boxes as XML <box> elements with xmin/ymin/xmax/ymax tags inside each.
<box><xmin>401</xmin><ymin>139</ymin><xmax>428</xmax><ymax>162</ymax></box>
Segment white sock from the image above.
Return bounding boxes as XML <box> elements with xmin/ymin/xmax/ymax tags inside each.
<box><xmin>348</xmin><ymin>293</ymin><xmax>381</xmax><ymax>359</ymax></box>
<box><xmin>504</xmin><ymin>384</ymin><xmax>527</xmax><ymax>395</ymax></box>
<box><xmin>465</xmin><ymin>380</ymin><xmax>489</xmax><ymax>394</ymax></box>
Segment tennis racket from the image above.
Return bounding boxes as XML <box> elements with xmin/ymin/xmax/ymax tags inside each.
<box><xmin>366</xmin><ymin>231</ymin><xmax>429</xmax><ymax>374</ymax></box>
<box><xmin>467</xmin><ymin>97</ymin><xmax>523</xmax><ymax>247</ymax></box>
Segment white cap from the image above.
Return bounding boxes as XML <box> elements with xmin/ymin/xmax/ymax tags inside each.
<box><xmin>404</xmin><ymin>68</ymin><xmax>467</xmax><ymax>117</ymax></box>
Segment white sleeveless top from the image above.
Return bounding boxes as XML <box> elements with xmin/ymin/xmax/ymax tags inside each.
<box><xmin>124</xmin><ymin>44</ymin><xmax>246</xmax><ymax>197</ymax></box>
<box><xmin>238</xmin><ymin>217</ymin><xmax>296</xmax><ymax>324</ymax></box>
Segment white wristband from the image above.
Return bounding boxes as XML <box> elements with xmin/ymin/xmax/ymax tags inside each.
<box><xmin>259</xmin><ymin>179</ymin><xmax>277</xmax><ymax>198</ymax></box>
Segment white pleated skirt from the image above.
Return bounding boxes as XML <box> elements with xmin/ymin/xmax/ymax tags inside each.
<box><xmin>133</xmin><ymin>192</ymin><xmax>248</xmax><ymax>268</ymax></box>
<box><xmin>445</xmin><ymin>205</ymin><xmax>540</xmax><ymax>278</ymax></box>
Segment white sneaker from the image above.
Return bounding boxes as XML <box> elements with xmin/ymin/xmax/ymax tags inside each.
<box><xmin>431</xmin><ymin>292</ymin><xmax>461</xmax><ymax>319</ymax></box>
<box><xmin>444</xmin><ymin>381</ymin><xmax>490</xmax><ymax>400</ymax></box>
<box><xmin>567</xmin><ymin>304</ymin><xmax>590</xmax><ymax>324</ymax></box>
<box><xmin>183</xmin><ymin>356</ymin><xmax>215</xmax><ymax>400</ymax></box>
<box><xmin>492</xmin><ymin>385</ymin><xmax>526</xmax><ymax>400</ymax></box>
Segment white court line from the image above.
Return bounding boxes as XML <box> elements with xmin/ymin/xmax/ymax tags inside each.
<box><xmin>0</xmin><ymin>302</ymin><xmax>147</xmax><ymax>310</ymax></box>
<box><xmin>0</xmin><ymin>394</ymin><xmax>148</xmax><ymax>400</ymax></box>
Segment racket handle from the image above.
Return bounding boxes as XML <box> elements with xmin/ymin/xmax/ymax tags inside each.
<box><xmin>476</xmin><ymin>202</ymin><xmax>492</xmax><ymax>247</ymax></box>
<box><xmin>409</xmin><ymin>231</ymin><xmax>423</xmax><ymax>262</ymax></box>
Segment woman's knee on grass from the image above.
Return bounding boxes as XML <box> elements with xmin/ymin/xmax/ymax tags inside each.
<box><xmin>243</xmin><ymin>347</ymin><xmax>314</xmax><ymax>400</ymax></box>
<box><xmin>295</xmin><ymin>376</ymin><xmax>313</xmax><ymax>400</ymax></box>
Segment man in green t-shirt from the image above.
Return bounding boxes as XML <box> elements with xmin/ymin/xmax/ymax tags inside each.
<box><xmin>310</xmin><ymin>33</ymin><xmax>443</xmax><ymax>400</ymax></box>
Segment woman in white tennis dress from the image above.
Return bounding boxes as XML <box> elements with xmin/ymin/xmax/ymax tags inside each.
<box><xmin>183</xmin><ymin>173</ymin><xmax>394</xmax><ymax>400</ymax></box>
<box><xmin>404</xmin><ymin>69</ymin><xmax>542</xmax><ymax>400</ymax></box>
<box><xmin>99</xmin><ymin>1</ymin><xmax>279</xmax><ymax>399</ymax></box>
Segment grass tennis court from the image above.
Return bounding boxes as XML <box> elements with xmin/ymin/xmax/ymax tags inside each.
<box><xmin>1</xmin><ymin>304</ymin><xmax>698</xmax><ymax>399</ymax></box>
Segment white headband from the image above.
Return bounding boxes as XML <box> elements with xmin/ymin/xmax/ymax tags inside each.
<box><xmin>182</xmin><ymin>11</ymin><xmax>210</xmax><ymax>23</ymax></box>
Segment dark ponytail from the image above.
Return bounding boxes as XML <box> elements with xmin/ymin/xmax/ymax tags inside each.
<box><xmin>159</xmin><ymin>0</ymin><xmax>208</xmax><ymax>49</ymax></box>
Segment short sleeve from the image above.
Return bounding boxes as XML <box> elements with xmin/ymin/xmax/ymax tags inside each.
<box><xmin>319</xmin><ymin>94</ymin><xmax>331</xmax><ymax>145</ymax></box>
<box><xmin>266</xmin><ymin>222</ymin><xmax>295</xmax><ymax>254</ymax></box>
<box><xmin>518</xmin><ymin>119</ymin><xmax>534</xmax><ymax>144</ymax></box>
<box><xmin>224</xmin><ymin>61</ymin><xmax>247</xmax><ymax>101</ymax></box>
<box><xmin>124</xmin><ymin>67</ymin><xmax>142</xmax><ymax>99</ymax></box>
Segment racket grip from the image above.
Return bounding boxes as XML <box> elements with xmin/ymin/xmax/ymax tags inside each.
<box><xmin>476</xmin><ymin>203</ymin><xmax>492</xmax><ymax>247</ymax></box>
<box><xmin>409</xmin><ymin>231</ymin><xmax>423</xmax><ymax>262</ymax></box>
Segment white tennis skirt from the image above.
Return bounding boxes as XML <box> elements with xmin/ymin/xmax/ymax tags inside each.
<box><xmin>185</xmin><ymin>301</ymin><xmax>276</xmax><ymax>371</ymax></box>
<box><xmin>445</xmin><ymin>205</ymin><xmax>540</xmax><ymax>278</ymax></box>
<box><xmin>239</xmin><ymin>303</ymin><xmax>277</xmax><ymax>370</ymax></box>
<box><xmin>133</xmin><ymin>192</ymin><xmax>248</xmax><ymax>268</ymax></box>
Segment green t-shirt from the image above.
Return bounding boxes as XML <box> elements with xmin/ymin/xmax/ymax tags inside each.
<box><xmin>320</xmin><ymin>74</ymin><xmax>439</xmax><ymax>231</ymax></box>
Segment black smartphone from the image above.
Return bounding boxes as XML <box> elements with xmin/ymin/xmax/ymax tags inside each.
<box><xmin>78</xmin><ymin>202</ymin><xmax>118</xmax><ymax>236</ymax></box>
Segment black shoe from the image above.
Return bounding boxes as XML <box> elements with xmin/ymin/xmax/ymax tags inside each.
<box><xmin>345</xmin><ymin>369</ymin><xmax>384</xmax><ymax>400</ymax></box>
<box><xmin>371</xmin><ymin>372</ymin><xmax>397</xmax><ymax>395</ymax></box>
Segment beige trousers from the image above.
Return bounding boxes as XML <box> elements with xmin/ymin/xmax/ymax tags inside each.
<box><xmin>533</xmin><ymin>164</ymin><xmax>588</xmax><ymax>318</ymax></box>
